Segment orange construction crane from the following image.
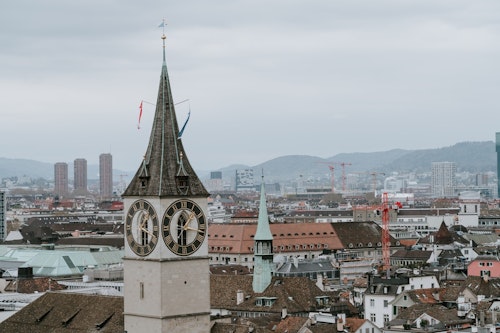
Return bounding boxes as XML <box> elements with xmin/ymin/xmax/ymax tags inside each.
<box><xmin>317</xmin><ymin>161</ymin><xmax>352</xmax><ymax>193</ymax></box>
<box><xmin>378</xmin><ymin>192</ymin><xmax>402</xmax><ymax>278</ymax></box>
<box><xmin>339</xmin><ymin>162</ymin><xmax>352</xmax><ymax>192</ymax></box>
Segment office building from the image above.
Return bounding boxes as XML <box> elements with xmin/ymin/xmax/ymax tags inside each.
<box><xmin>431</xmin><ymin>161</ymin><xmax>456</xmax><ymax>197</ymax></box>
<box><xmin>235</xmin><ymin>169</ymin><xmax>255</xmax><ymax>192</ymax></box>
<box><xmin>99</xmin><ymin>153</ymin><xmax>113</xmax><ymax>199</ymax></box>
<box><xmin>54</xmin><ymin>162</ymin><xmax>69</xmax><ymax>196</ymax></box>
<box><xmin>204</xmin><ymin>171</ymin><xmax>224</xmax><ymax>192</ymax></box>
<box><xmin>74</xmin><ymin>158</ymin><xmax>88</xmax><ymax>193</ymax></box>
<box><xmin>211</xmin><ymin>171</ymin><xmax>222</xmax><ymax>179</ymax></box>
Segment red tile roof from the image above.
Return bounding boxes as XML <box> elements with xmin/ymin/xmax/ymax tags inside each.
<box><xmin>208</xmin><ymin>223</ymin><xmax>343</xmax><ymax>254</ymax></box>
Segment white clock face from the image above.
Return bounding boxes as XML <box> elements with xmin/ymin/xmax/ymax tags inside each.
<box><xmin>125</xmin><ymin>200</ymin><xmax>159</xmax><ymax>256</ymax></box>
<box><xmin>162</xmin><ymin>199</ymin><xmax>206</xmax><ymax>256</ymax></box>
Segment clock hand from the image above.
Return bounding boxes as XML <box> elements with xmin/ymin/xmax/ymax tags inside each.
<box><xmin>140</xmin><ymin>226</ymin><xmax>156</xmax><ymax>239</ymax></box>
<box><xmin>183</xmin><ymin>212</ymin><xmax>196</xmax><ymax>230</ymax></box>
<box><xmin>183</xmin><ymin>226</ymin><xmax>201</xmax><ymax>232</ymax></box>
<box><xmin>138</xmin><ymin>211</ymin><xmax>150</xmax><ymax>230</ymax></box>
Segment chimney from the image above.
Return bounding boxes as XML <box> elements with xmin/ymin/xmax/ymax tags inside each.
<box><xmin>236</xmin><ymin>290</ymin><xmax>244</xmax><ymax>305</ymax></box>
<box><xmin>337</xmin><ymin>315</ymin><xmax>344</xmax><ymax>331</ymax></box>
<box><xmin>281</xmin><ymin>306</ymin><xmax>288</xmax><ymax>319</ymax></box>
<box><xmin>293</xmin><ymin>256</ymin><xmax>298</xmax><ymax>268</ymax></box>
<box><xmin>316</xmin><ymin>274</ymin><xmax>324</xmax><ymax>291</ymax></box>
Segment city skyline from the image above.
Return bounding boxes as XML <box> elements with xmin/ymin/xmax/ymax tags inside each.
<box><xmin>1</xmin><ymin>1</ymin><xmax>500</xmax><ymax>171</ymax></box>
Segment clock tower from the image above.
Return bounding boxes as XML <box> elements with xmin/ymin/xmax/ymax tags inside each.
<box><xmin>122</xmin><ymin>31</ymin><xmax>210</xmax><ymax>333</ymax></box>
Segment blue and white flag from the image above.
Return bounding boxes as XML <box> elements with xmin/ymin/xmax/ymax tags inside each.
<box><xmin>178</xmin><ymin>110</ymin><xmax>191</xmax><ymax>139</ymax></box>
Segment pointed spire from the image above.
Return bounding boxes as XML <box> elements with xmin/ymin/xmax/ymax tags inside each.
<box><xmin>253</xmin><ymin>172</ymin><xmax>274</xmax><ymax>293</ymax></box>
<box><xmin>255</xmin><ymin>173</ymin><xmax>273</xmax><ymax>241</ymax></box>
<box><xmin>123</xmin><ymin>30</ymin><xmax>208</xmax><ymax>198</ymax></box>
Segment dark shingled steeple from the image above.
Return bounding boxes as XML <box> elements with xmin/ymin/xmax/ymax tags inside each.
<box><xmin>123</xmin><ymin>33</ymin><xmax>208</xmax><ymax>198</ymax></box>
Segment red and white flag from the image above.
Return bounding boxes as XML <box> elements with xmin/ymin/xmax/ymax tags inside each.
<box><xmin>137</xmin><ymin>101</ymin><xmax>143</xmax><ymax>129</ymax></box>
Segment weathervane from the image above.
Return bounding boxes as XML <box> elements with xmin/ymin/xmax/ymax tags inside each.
<box><xmin>159</xmin><ymin>18</ymin><xmax>167</xmax><ymax>41</ymax></box>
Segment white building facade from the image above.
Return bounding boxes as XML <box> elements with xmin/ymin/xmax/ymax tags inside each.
<box><xmin>431</xmin><ymin>162</ymin><xmax>456</xmax><ymax>197</ymax></box>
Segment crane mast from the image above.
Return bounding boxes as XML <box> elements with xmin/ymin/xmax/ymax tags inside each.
<box><xmin>381</xmin><ymin>192</ymin><xmax>390</xmax><ymax>278</ymax></box>
<box><xmin>317</xmin><ymin>161</ymin><xmax>351</xmax><ymax>193</ymax></box>
<box><xmin>380</xmin><ymin>192</ymin><xmax>402</xmax><ymax>278</ymax></box>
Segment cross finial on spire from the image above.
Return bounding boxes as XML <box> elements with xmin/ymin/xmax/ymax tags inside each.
<box><xmin>159</xmin><ymin>19</ymin><xmax>167</xmax><ymax>33</ymax></box>
<box><xmin>159</xmin><ymin>19</ymin><xmax>167</xmax><ymax>62</ymax></box>
<box><xmin>159</xmin><ymin>19</ymin><xmax>167</xmax><ymax>47</ymax></box>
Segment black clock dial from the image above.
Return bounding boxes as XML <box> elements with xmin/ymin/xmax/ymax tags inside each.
<box><xmin>125</xmin><ymin>200</ymin><xmax>160</xmax><ymax>256</ymax></box>
<box><xmin>162</xmin><ymin>199</ymin><xmax>206</xmax><ymax>256</ymax></box>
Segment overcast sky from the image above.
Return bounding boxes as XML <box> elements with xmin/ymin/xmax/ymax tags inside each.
<box><xmin>1</xmin><ymin>1</ymin><xmax>499</xmax><ymax>174</ymax></box>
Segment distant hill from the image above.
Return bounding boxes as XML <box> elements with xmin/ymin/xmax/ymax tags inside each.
<box><xmin>0</xmin><ymin>158</ymin><xmax>54</xmax><ymax>179</ymax></box>
<box><xmin>1</xmin><ymin>141</ymin><xmax>496</xmax><ymax>182</ymax></box>
<box><xmin>385</xmin><ymin>141</ymin><xmax>496</xmax><ymax>173</ymax></box>
<box><xmin>218</xmin><ymin>141</ymin><xmax>497</xmax><ymax>183</ymax></box>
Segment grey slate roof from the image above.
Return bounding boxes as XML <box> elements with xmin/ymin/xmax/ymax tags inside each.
<box><xmin>276</xmin><ymin>260</ymin><xmax>335</xmax><ymax>274</ymax></box>
<box><xmin>0</xmin><ymin>292</ymin><xmax>123</xmax><ymax>332</ymax></box>
<box><xmin>396</xmin><ymin>304</ymin><xmax>473</xmax><ymax>326</ymax></box>
<box><xmin>210</xmin><ymin>275</ymin><xmax>333</xmax><ymax>314</ymax></box>
<box><xmin>391</xmin><ymin>249</ymin><xmax>433</xmax><ymax>260</ymax></box>
<box><xmin>331</xmin><ymin>221</ymin><xmax>399</xmax><ymax>248</ymax></box>
<box><xmin>461</xmin><ymin>276</ymin><xmax>500</xmax><ymax>298</ymax></box>
<box><xmin>122</xmin><ymin>38</ymin><xmax>208</xmax><ymax>198</ymax></box>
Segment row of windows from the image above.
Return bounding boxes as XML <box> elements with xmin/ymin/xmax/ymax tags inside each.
<box><xmin>249</xmin><ymin>244</ymin><xmax>329</xmax><ymax>252</ymax></box>
<box><xmin>256</xmin><ymin>295</ymin><xmax>329</xmax><ymax>309</ymax></box>
<box><xmin>210</xmin><ymin>246</ymin><xmax>233</xmax><ymax>252</ymax></box>
<box><xmin>349</xmin><ymin>242</ymin><xmax>381</xmax><ymax>248</ymax></box>
<box><xmin>347</xmin><ymin>241</ymin><xmax>400</xmax><ymax>248</ymax></box>
<box><xmin>255</xmin><ymin>297</ymin><xmax>276</xmax><ymax>307</ymax></box>
<box><xmin>210</xmin><ymin>231</ymin><xmax>336</xmax><ymax>238</ymax></box>
<box><xmin>209</xmin><ymin>256</ymin><xmax>254</xmax><ymax>262</ymax></box>
<box><xmin>359</xmin><ymin>327</ymin><xmax>376</xmax><ymax>333</ymax></box>
<box><xmin>209</xmin><ymin>254</ymin><xmax>320</xmax><ymax>263</ymax></box>
<box><xmin>396</xmin><ymin>218</ymin><xmax>425</xmax><ymax>222</ymax></box>
<box><xmin>274</xmin><ymin>271</ymin><xmax>338</xmax><ymax>279</ymax></box>
<box><xmin>479</xmin><ymin>220</ymin><xmax>500</xmax><ymax>225</ymax></box>
<box><xmin>368</xmin><ymin>313</ymin><xmax>389</xmax><ymax>323</ymax></box>
<box><xmin>478</xmin><ymin>262</ymin><xmax>493</xmax><ymax>266</ymax></box>
<box><xmin>209</xmin><ymin>244</ymin><xmax>330</xmax><ymax>253</ymax></box>
<box><xmin>274</xmin><ymin>244</ymin><xmax>328</xmax><ymax>251</ymax></box>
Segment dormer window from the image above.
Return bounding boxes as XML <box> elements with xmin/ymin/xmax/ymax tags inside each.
<box><xmin>315</xmin><ymin>296</ymin><xmax>330</xmax><ymax>306</ymax></box>
<box><xmin>256</xmin><ymin>297</ymin><xmax>277</xmax><ymax>307</ymax></box>
<box><xmin>176</xmin><ymin>175</ymin><xmax>189</xmax><ymax>195</ymax></box>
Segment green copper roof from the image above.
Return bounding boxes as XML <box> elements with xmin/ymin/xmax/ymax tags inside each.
<box><xmin>255</xmin><ymin>177</ymin><xmax>273</xmax><ymax>241</ymax></box>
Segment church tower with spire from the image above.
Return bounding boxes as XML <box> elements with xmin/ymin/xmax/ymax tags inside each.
<box><xmin>122</xmin><ymin>30</ymin><xmax>210</xmax><ymax>333</ymax></box>
<box><xmin>252</xmin><ymin>174</ymin><xmax>274</xmax><ymax>293</ymax></box>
